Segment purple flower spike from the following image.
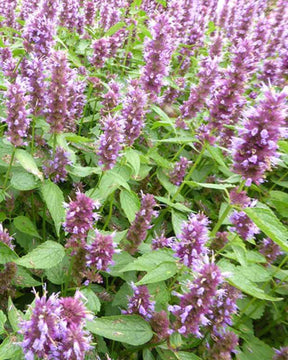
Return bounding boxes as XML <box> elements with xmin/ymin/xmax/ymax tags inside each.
<box><xmin>97</xmin><ymin>114</ymin><xmax>125</xmax><ymax>171</ymax></box>
<box><xmin>43</xmin><ymin>147</ymin><xmax>71</xmax><ymax>183</ymax></box>
<box><xmin>232</xmin><ymin>88</ymin><xmax>287</xmax><ymax>186</ymax></box>
<box><xmin>207</xmin><ymin>330</ymin><xmax>239</xmax><ymax>360</ymax></box>
<box><xmin>171</xmin><ymin>213</ymin><xmax>210</xmax><ymax>268</ymax></box>
<box><xmin>141</xmin><ymin>13</ymin><xmax>174</xmax><ymax>99</ymax></box>
<box><xmin>169</xmin><ymin>262</ymin><xmax>223</xmax><ymax>337</ymax></box>
<box><xmin>85</xmin><ymin>231</ymin><xmax>115</xmax><ymax>272</ymax></box>
<box><xmin>169</xmin><ymin>157</ymin><xmax>191</xmax><ymax>186</ymax></box>
<box><xmin>3</xmin><ymin>79</ymin><xmax>31</xmax><ymax>147</ymax></box>
<box><xmin>273</xmin><ymin>347</ymin><xmax>288</xmax><ymax>360</ymax></box>
<box><xmin>0</xmin><ymin>47</ymin><xmax>17</xmax><ymax>79</ymax></box>
<box><xmin>259</xmin><ymin>238</ymin><xmax>282</xmax><ymax>265</ymax></box>
<box><xmin>230</xmin><ymin>210</ymin><xmax>260</xmax><ymax>241</ymax></box>
<box><xmin>124</xmin><ymin>284</ymin><xmax>155</xmax><ymax>320</ymax></box>
<box><xmin>0</xmin><ymin>224</ymin><xmax>14</xmax><ymax>249</ymax></box>
<box><xmin>122</xmin><ymin>80</ymin><xmax>147</xmax><ymax>146</ymax></box>
<box><xmin>125</xmin><ymin>193</ymin><xmax>158</xmax><ymax>254</ymax></box>
<box><xmin>64</xmin><ymin>191</ymin><xmax>99</xmax><ymax>248</ymax></box>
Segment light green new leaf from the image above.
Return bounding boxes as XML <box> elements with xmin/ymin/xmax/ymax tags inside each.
<box><xmin>11</xmin><ymin>168</ymin><xmax>38</xmax><ymax>191</ymax></box>
<box><xmin>0</xmin><ymin>242</ymin><xmax>17</xmax><ymax>264</ymax></box>
<box><xmin>244</xmin><ymin>204</ymin><xmax>288</xmax><ymax>252</ymax></box>
<box><xmin>0</xmin><ymin>311</ymin><xmax>6</xmax><ymax>335</ymax></box>
<box><xmin>120</xmin><ymin>189</ymin><xmax>140</xmax><ymax>223</ymax></box>
<box><xmin>14</xmin><ymin>216</ymin><xmax>41</xmax><ymax>239</ymax></box>
<box><xmin>15</xmin><ymin>149</ymin><xmax>43</xmax><ymax>180</ymax></box>
<box><xmin>41</xmin><ymin>180</ymin><xmax>65</xmax><ymax>236</ymax></box>
<box><xmin>86</xmin><ymin>315</ymin><xmax>153</xmax><ymax>346</ymax></box>
<box><xmin>80</xmin><ymin>288</ymin><xmax>101</xmax><ymax>314</ymax></box>
<box><xmin>15</xmin><ymin>241</ymin><xmax>65</xmax><ymax>269</ymax></box>
<box><xmin>136</xmin><ymin>262</ymin><xmax>178</xmax><ymax>285</ymax></box>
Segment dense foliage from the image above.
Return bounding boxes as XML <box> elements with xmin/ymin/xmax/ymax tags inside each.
<box><xmin>0</xmin><ymin>0</ymin><xmax>288</xmax><ymax>359</ymax></box>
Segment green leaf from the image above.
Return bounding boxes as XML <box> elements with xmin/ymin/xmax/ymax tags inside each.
<box><xmin>136</xmin><ymin>262</ymin><xmax>178</xmax><ymax>285</ymax></box>
<box><xmin>0</xmin><ymin>242</ymin><xmax>17</xmax><ymax>264</ymax></box>
<box><xmin>268</xmin><ymin>190</ymin><xmax>288</xmax><ymax>218</ymax></box>
<box><xmin>238</xmin><ymin>335</ymin><xmax>274</xmax><ymax>360</ymax></box>
<box><xmin>13</xmin><ymin>266</ymin><xmax>41</xmax><ymax>287</ymax></box>
<box><xmin>45</xmin><ymin>255</ymin><xmax>69</xmax><ymax>285</ymax></box>
<box><xmin>13</xmin><ymin>216</ymin><xmax>41</xmax><ymax>239</ymax></box>
<box><xmin>0</xmin><ymin>311</ymin><xmax>6</xmax><ymax>335</ymax></box>
<box><xmin>125</xmin><ymin>149</ymin><xmax>140</xmax><ymax>178</ymax></box>
<box><xmin>244</xmin><ymin>204</ymin><xmax>288</xmax><ymax>252</ymax></box>
<box><xmin>105</xmin><ymin>21</ymin><xmax>126</xmax><ymax>36</ymax></box>
<box><xmin>80</xmin><ymin>288</ymin><xmax>101</xmax><ymax>314</ymax></box>
<box><xmin>15</xmin><ymin>149</ymin><xmax>43</xmax><ymax>180</ymax></box>
<box><xmin>120</xmin><ymin>189</ymin><xmax>140</xmax><ymax>223</ymax></box>
<box><xmin>155</xmin><ymin>196</ymin><xmax>191</xmax><ymax>212</ymax></box>
<box><xmin>86</xmin><ymin>315</ymin><xmax>153</xmax><ymax>346</ymax></box>
<box><xmin>185</xmin><ymin>181</ymin><xmax>233</xmax><ymax>190</ymax></box>
<box><xmin>171</xmin><ymin>210</ymin><xmax>187</xmax><ymax>236</ymax></box>
<box><xmin>11</xmin><ymin>168</ymin><xmax>38</xmax><ymax>191</ymax></box>
<box><xmin>7</xmin><ymin>298</ymin><xmax>23</xmax><ymax>332</ymax></box>
<box><xmin>0</xmin><ymin>336</ymin><xmax>23</xmax><ymax>360</ymax></box>
<box><xmin>41</xmin><ymin>180</ymin><xmax>65</xmax><ymax>236</ymax></box>
<box><xmin>120</xmin><ymin>250</ymin><xmax>175</xmax><ymax>272</ymax></box>
<box><xmin>15</xmin><ymin>241</ymin><xmax>65</xmax><ymax>269</ymax></box>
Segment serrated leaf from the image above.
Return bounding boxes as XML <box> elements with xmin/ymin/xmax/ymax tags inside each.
<box><xmin>11</xmin><ymin>168</ymin><xmax>38</xmax><ymax>191</ymax></box>
<box><xmin>125</xmin><ymin>149</ymin><xmax>140</xmax><ymax>178</ymax></box>
<box><xmin>120</xmin><ymin>250</ymin><xmax>175</xmax><ymax>272</ymax></box>
<box><xmin>15</xmin><ymin>241</ymin><xmax>65</xmax><ymax>269</ymax></box>
<box><xmin>244</xmin><ymin>204</ymin><xmax>288</xmax><ymax>252</ymax></box>
<box><xmin>0</xmin><ymin>336</ymin><xmax>23</xmax><ymax>360</ymax></box>
<box><xmin>120</xmin><ymin>189</ymin><xmax>140</xmax><ymax>223</ymax></box>
<box><xmin>136</xmin><ymin>262</ymin><xmax>177</xmax><ymax>285</ymax></box>
<box><xmin>80</xmin><ymin>288</ymin><xmax>101</xmax><ymax>314</ymax></box>
<box><xmin>268</xmin><ymin>190</ymin><xmax>288</xmax><ymax>218</ymax></box>
<box><xmin>86</xmin><ymin>315</ymin><xmax>153</xmax><ymax>346</ymax></box>
<box><xmin>45</xmin><ymin>255</ymin><xmax>69</xmax><ymax>285</ymax></box>
<box><xmin>171</xmin><ymin>210</ymin><xmax>187</xmax><ymax>236</ymax></box>
<box><xmin>238</xmin><ymin>335</ymin><xmax>274</xmax><ymax>360</ymax></box>
<box><xmin>0</xmin><ymin>242</ymin><xmax>17</xmax><ymax>264</ymax></box>
<box><xmin>13</xmin><ymin>266</ymin><xmax>41</xmax><ymax>287</ymax></box>
<box><xmin>15</xmin><ymin>149</ymin><xmax>43</xmax><ymax>180</ymax></box>
<box><xmin>185</xmin><ymin>181</ymin><xmax>233</xmax><ymax>190</ymax></box>
<box><xmin>41</xmin><ymin>180</ymin><xmax>65</xmax><ymax>236</ymax></box>
<box><xmin>0</xmin><ymin>311</ymin><xmax>6</xmax><ymax>335</ymax></box>
<box><xmin>7</xmin><ymin>298</ymin><xmax>23</xmax><ymax>332</ymax></box>
<box><xmin>13</xmin><ymin>216</ymin><xmax>41</xmax><ymax>239</ymax></box>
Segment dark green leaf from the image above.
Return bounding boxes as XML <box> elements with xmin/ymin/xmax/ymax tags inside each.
<box><xmin>13</xmin><ymin>216</ymin><xmax>41</xmax><ymax>239</ymax></box>
<box><xmin>136</xmin><ymin>262</ymin><xmax>178</xmax><ymax>285</ymax></box>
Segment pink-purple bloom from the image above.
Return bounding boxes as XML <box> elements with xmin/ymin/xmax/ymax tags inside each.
<box><xmin>124</xmin><ymin>284</ymin><xmax>155</xmax><ymax>320</ymax></box>
<box><xmin>207</xmin><ymin>330</ymin><xmax>239</xmax><ymax>360</ymax></box>
<box><xmin>169</xmin><ymin>157</ymin><xmax>191</xmax><ymax>186</ymax></box>
<box><xmin>232</xmin><ymin>88</ymin><xmax>287</xmax><ymax>186</ymax></box>
<box><xmin>125</xmin><ymin>193</ymin><xmax>158</xmax><ymax>254</ymax></box>
<box><xmin>171</xmin><ymin>213</ymin><xmax>210</xmax><ymax>268</ymax></box>
<box><xmin>43</xmin><ymin>147</ymin><xmax>71</xmax><ymax>183</ymax></box>
<box><xmin>273</xmin><ymin>347</ymin><xmax>288</xmax><ymax>360</ymax></box>
<box><xmin>259</xmin><ymin>238</ymin><xmax>282</xmax><ymax>264</ymax></box>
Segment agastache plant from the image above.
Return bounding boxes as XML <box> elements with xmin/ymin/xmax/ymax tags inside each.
<box><xmin>232</xmin><ymin>88</ymin><xmax>287</xmax><ymax>186</ymax></box>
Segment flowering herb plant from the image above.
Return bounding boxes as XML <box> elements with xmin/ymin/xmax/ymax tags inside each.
<box><xmin>0</xmin><ymin>0</ymin><xmax>287</xmax><ymax>359</ymax></box>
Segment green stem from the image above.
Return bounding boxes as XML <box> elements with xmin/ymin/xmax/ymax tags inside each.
<box><xmin>210</xmin><ymin>203</ymin><xmax>231</xmax><ymax>239</ymax></box>
<box><xmin>3</xmin><ymin>147</ymin><xmax>16</xmax><ymax>190</ymax></box>
<box><xmin>31</xmin><ymin>116</ymin><xmax>36</xmax><ymax>155</ymax></box>
<box><xmin>42</xmin><ymin>204</ymin><xmax>46</xmax><ymax>241</ymax></box>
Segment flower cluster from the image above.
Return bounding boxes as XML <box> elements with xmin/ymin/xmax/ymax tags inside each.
<box><xmin>124</xmin><ymin>284</ymin><xmax>155</xmax><ymax>320</ymax></box>
<box><xmin>125</xmin><ymin>193</ymin><xmax>158</xmax><ymax>254</ymax></box>
<box><xmin>169</xmin><ymin>157</ymin><xmax>191</xmax><ymax>186</ymax></box>
<box><xmin>151</xmin><ymin>232</ymin><xmax>171</xmax><ymax>250</ymax></box>
<box><xmin>232</xmin><ymin>88</ymin><xmax>287</xmax><ymax>186</ymax></box>
<box><xmin>97</xmin><ymin>115</ymin><xmax>125</xmax><ymax>170</ymax></box>
<box><xmin>206</xmin><ymin>330</ymin><xmax>239</xmax><ymax>360</ymax></box>
<box><xmin>122</xmin><ymin>80</ymin><xmax>147</xmax><ymax>146</ymax></box>
<box><xmin>230</xmin><ymin>210</ymin><xmax>260</xmax><ymax>241</ymax></box>
<box><xmin>169</xmin><ymin>262</ymin><xmax>223</xmax><ymax>337</ymax></box>
<box><xmin>20</xmin><ymin>290</ymin><xmax>92</xmax><ymax>360</ymax></box>
<box><xmin>259</xmin><ymin>238</ymin><xmax>282</xmax><ymax>265</ymax></box>
<box><xmin>64</xmin><ymin>191</ymin><xmax>99</xmax><ymax>248</ymax></box>
<box><xmin>3</xmin><ymin>79</ymin><xmax>31</xmax><ymax>147</ymax></box>
<box><xmin>43</xmin><ymin>147</ymin><xmax>71</xmax><ymax>183</ymax></box>
<box><xmin>273</xmin><ymin>347</ymin><xmax>288</xmax><ymax>360</ymax></box>
<box><xmin>171</xmin><ymin>213</ymin><xmax>210</xmax><ymax>268</ymax></box>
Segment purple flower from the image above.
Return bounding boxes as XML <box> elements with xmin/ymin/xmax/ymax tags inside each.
<box><xmin>23</xmin><ymin>0</ymin><xmax>60</xmax><ymax>56</ymax></box>
<box><xmin>207</xmin><ymin>330</ymin><xmax>239</xmax><ymax>360</ymax></box>
<box><xmin>169</xmin><ymin>262</ymin><xmax>223</xmax><ymax>337</ymax></box>
<box><xmin>273</xmin><ymin>347</ymin><xmax>288</xmax><ymax>360</ymax></box>
<box><xmin>97</xmin><ymin>114</ymin><xmax>125</xmax><ymax>171</ymax></box>
<box><xmin>19</xmin><ymin>0</ymin><xmax>39</xmax><ymax>21</ymax></box>
<box><xmin>59</xmin><ymin>0</ymin><xmax>82</xmax><ymax>32</ymax></box>
<box><xmin>210</xmin><ymin>232</ymin><xmax>229</xmax><ymax>252</ymax></box>
<box><xmin>21</xmin><ymin>55</ymin><xmax>46</xmax><ymax>116</ymax></box>
<box><xmin>84</xmin><ymin>1</ymin><xmax>96</xmax><ymax>27</ymax></box>
<box><xmin>171</xmin><ymin>213</ymin><xmax>210</xmax><ymax>268</ymax></box>
<box><xmin>101</xmin><ymin>81</ymin><xmax>121</xmax><ymax>116</ymax></box>
<box><xmin>125</xmin><ymin>193</ymin><xmax>158</xmax><ymax>254</ymax></box>
<box><xmin>232</xmin><ymin>88</ymin><xmax>287</xmax><ymax>186</ymax></box>
<box><xmin>3</xmin><ymin>79</ymin><xmax>31</xmax><ymax>147</ymax></box>
<box><xmin>151</xmin><ymin>232</ymin><xmax>172</xmax><ymax>250</ymax></box>
<box><xmin>180</xmin><ymin>57</ymin><xmax>219</xmax><ymax>121</ymax></box>
<box><xmin>230</xmin><ymin>210</ymin><xmax>260</xmax><ymax>241</ymax></box>
<box><xmin>64</xmin><ymin>191</ymin><xmax>99</xmax><ymax>248</ymax></box>
<box><xmin>0</xmin><ymin>224</ymin><xmax>14</xmax><ymax>249</ymax></box>
<box><xmin>169</xmin><ymin>157</ymin><xmax>191</xmax><ymax>186</ymax></box>
<box><xmin>98</xmin><ymin>0</ymin><xmax>121</xmax><ymax>31</ymax></box>
<box><xmin>0</xmin><ymin>47</ymin><xmax>17</xmax><ymax>79</ymax></box>
<box><xmin>141</xmin><ymin>13</ymin><xmax>174</xmax><ymax>99</ymax></box>
<box><xmin>20</xmin><ymin>290</ymin><xmax>92</xmax><ymax>360</ymax></box>
<box><xmin>209</xmin><ymin>283</ymin><xmax>241</xmax><ymax>331</ymax></box>
<box><xmin>229</xmin><ymin>188</ymin><xmax>251</xmax><ymax>208</ymax></box>
<box><xmin>0</xmin><ymin>0</ymin><xmax>17</xmax><ymax>28</ymax></box>
<box><xmin>85</xmin><ymin>231</ymin><xmax>115</xmax><ymax>272</ymax></box>
<box><xmin>259</xmin><ymin>238</ymin><xmax>282</xmax><ymax>264</ymax></box>
<box><xmin>122</xmin><ymin>80</ymin><xmax>147</xmax><ymax>146</ymax></box>
<box><xmin>45</xmin><ymin>51</ymin><xmax>69</xmax><ymax>133</ymax></box>
<box><xmin>43</xmin><ymin>147</ymin><xmax>71</xmax><ymax>183</ymax></box>
<box><xmin>124</xmin><ymin>284</ymin><xmax>155</xmax><ymax>320</ymax></box>
<box><xmin>150</xmin><ymin>311</ymin><xmax>172</xmax><ymax>342</ymax></box>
